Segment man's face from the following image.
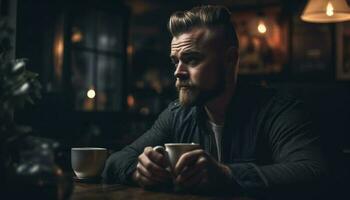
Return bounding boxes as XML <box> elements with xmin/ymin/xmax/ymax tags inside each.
<box><xmin>170</xmin><ymin>28</ymin><xmax>229</xmax><ymax>107</ymax></box>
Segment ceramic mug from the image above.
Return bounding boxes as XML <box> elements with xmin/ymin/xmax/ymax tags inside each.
<box><xmin>71</xmin><ymin>147</ymin><xmax>108</xmax><ymax>179</ymax></box>
<box><xmin>153</xmin><ymin>143</ymin><xmax>200</xmax><ymax>171</ymax></box>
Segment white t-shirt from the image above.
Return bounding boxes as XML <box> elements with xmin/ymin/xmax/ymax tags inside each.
<box><xmin>207</xmin><ymin>120</ymin><xmax>224</xmax><ymax>162</ymax></box>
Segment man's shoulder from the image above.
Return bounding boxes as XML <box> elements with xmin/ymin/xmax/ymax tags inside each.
<box><xmin>248</xmin><ymin>84</ymin><xmax>306</xmax><ymax>114</ymax></box>
<box><xmin>239</xmin><ymin>84</ymin><xmax>304</xmax><ymax>113</ymax></box>
<box><xmin>267</xmin><ymin>87</ymin><xmax>303</xmax><ymax>106</ymax></box>
<box><xmin>243</xmin><ymin>83</ymin><xmax>301</xmax><ymax>104</ymax></box>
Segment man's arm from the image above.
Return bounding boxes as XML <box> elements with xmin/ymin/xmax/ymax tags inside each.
<box><xmin>102</xmin><ymin>105</ymin><xmax>174</xmax><ymax>184</ymax></box>
<box><xmin>226</xmin><ymin>99</ymin><xmax>327</xmax><ymax>197</ymax></box>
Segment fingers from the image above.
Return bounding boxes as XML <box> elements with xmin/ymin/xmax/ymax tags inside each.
<box><xmin>133</xmin><ymin>146</ymin><xmax>173</xmax><ymax>188</ymax></box>
<box><xmin>173</xmin><ymin>150</ymin><xmax>220</xmax><ymax>190</ymax></box>
<box><xmin>135</xmin><ymin>146</ymin><xmax>221</xmax><ymax>191</ymax></box>
<box><xmin>179</xmin><ymin>169</ymin><xmax>206</xmax><ymax>188</ymax></box>
<box><xmin>144</xmin><ymin>146</ymin><xmax>168</xmax><ymax>168</ymax></box>
<box><xmin>175</xmin><ymin>156</ymin><xmax>208</xmax><ymax>184</ymax></box>
<box><xmin>136</xmin><ymin>146</ymin><xmax>171</xmax><ymax>188</ymax></box>
<box><xmin>138</xmin><ymin>147</ymin><xmax>170</xmax><ymax>179</ymax></box>
<box><xmin>134</xmin><ymin>170</ymin><xmax>157</xmax><ymax>188</ymax></box>
<box><xmin>174</xmin><ymin>149</ymin><xmax>206</xmax><ymax>175</ymax></box>
<box><xmin>137</xmin><ymin>163</ymin><xmax>168</xmax><ymax>182</ymax></box>
<box><xmin>198</xmin><ymin>171</ymin><xmax>209</xmax><ymax>188</ymax></box>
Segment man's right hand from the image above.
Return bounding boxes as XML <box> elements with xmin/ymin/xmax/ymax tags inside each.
<box><xmin>132</xmin><ymin>146</ymin><xmax>171</xmax><ymax>188</ymax></box>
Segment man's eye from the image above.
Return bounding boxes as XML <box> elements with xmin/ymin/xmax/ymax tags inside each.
<box><xmin>190</xmin><ymin>59</ymin><xmax>198</xmax><ymax>64</ymax></box>
<box><xmin>186</xmin><ymin>58</ymin><xmax>199</xmax><ymax>65</ymax></box>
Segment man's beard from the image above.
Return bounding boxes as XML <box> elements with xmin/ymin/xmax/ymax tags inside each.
<box><xmin>177</xmin><ymin>85</ymin><xmax>201</xmax><ymax>107</ymax></box>
<box><xmin>176</xmin><ymin>70</ymin><xmax>225</xmax><ymax>107</ymax></box>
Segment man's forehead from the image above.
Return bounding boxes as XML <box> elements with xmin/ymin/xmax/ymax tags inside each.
<box><xmin>171</xmin><ymin>28</ymin><xmax>211</xmax><ymax>53</ymax></box>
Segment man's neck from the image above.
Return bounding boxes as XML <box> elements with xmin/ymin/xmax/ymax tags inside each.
<box><xmin>204</xmin><ymin>83</ymin><xmax>236</xmax><ymax>125</ymax></box>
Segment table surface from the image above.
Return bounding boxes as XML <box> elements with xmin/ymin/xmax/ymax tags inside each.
<box><xmin>71</xmin><ymin>182</ymin><xmax>253</xmax><ymax>200</ymax></box>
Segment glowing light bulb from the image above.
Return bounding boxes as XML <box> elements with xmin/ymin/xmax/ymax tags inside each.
<box><xmin>87</xmin><ymin>89</ymin><xmax>96</xmax><ymax>99</ymax></box>
<box><xmin>71</xmin><ymin>27</ymin><xmax>83</xmax><ymax>43</ymax></box>
<box><xmin>257</xmin><ymin>21</ymin><xmax>267</xmax><ymax>34</ymax></box>
<box><xmin>127</xmin><ymin>95</ymin><xmax>135</xmax><ymax>107</ymax></box>
<box><xmin>326</xmin><ymin>2</ymin><xmax>334</xmax><ymax>16</ymax></box>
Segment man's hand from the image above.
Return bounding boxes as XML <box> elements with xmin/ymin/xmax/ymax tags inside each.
<box><xmin>173</xmin><ymin>149</ymin><xmax>232</xmax><ymax>191</ymax></box>
<box><xmin>132</xmin><ymin>146</ymin><xmax>171</xmax><ymax>188</ymax></box>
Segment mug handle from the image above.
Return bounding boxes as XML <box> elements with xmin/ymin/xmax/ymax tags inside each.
<box><xmin>153</xmin><ymin>146</ymin><xmax>166</xmax><ymax>154</ymax></box>
<box><xmin>153</xmin><ymin>146</ymin><xmax>172</xmax><ymax>172</ymax></box>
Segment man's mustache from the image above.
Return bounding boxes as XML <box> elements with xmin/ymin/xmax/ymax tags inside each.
<box><xmin>176</xmin><ymin>81</ymin><xmax>193</xmax><ymax>88</ymax></box>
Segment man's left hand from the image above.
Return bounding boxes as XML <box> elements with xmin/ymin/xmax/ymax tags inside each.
<box><xmin>173</xmin><ymin>149</ymin><xmax>232</xmax><ymax>191</ymax></box>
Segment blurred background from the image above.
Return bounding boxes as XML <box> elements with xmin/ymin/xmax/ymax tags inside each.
<box><xmin>1</xmin><ymin>0</ymin><xmax>349</xmax><ymax>171</ymax></box>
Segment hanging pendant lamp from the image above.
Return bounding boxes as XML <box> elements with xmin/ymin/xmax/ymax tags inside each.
<box><xmin>301</xmin><ymin>0</ymin><xmax>350</xmax><ymax>23</ymax></box>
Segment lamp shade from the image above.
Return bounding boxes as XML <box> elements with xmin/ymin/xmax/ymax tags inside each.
<box><xmin>301</xmin><ymin>0</ymin><xmax>350</xmax><ymax>23</ymax></box>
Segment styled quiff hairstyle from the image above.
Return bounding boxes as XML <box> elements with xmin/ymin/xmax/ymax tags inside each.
<box><xmin>168</xmin><ymin>5</ymin><xmax>239</xmax><ymax>49</ymax></box>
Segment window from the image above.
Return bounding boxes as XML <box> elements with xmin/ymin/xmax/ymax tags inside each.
<box><xmin>69</xmin><ymin>10</ymin><xmax>125</xmax><ymax>111</ymax></box>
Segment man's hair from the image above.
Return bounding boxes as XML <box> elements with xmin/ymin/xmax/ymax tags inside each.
<box><xmin>168</xmin><ymin>5</ymin><xmax>239</xmax><ymax>48</ymax></box>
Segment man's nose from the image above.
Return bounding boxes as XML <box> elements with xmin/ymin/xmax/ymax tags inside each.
<box><xmin>174</xmin><ymin>62</ymin><xmax>188</xmax><ymax>80</ymax></box>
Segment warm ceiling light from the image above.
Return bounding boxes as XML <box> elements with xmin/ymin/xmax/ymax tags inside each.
<box><xmin>87</xmin><ymin>89</ymin><xmax>96</xmax><ymax>99</ymax></box>
<box><xmin>71</xmin><ymin>28</ymin><xmax>83</xmax><ymax>43</ymax></box>
<box><xmin>127</xmin><ymin>94</ymin><xmax>135</xmax><ymax>107</ymax></box>
<box><xmin>301</xmin><ymin>0</ymin><xmax>350</xmax><ymax>23</ymax></box>
<box><xmin>326</xmin><ymin>2</ymin><xmax>334</xmax><ymax>16</ymax></box>
<box><xmin>257</xmin><ymin>21</ymin><xmax>267</xmax><ymax>34</ymax></box>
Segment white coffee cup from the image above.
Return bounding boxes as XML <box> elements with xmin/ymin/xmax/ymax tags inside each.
<box><xmin>71</xmin><ymin>147</ymin><xmax>108</xmax><ymax>179</ymax></box>
<box><xmin>154</xmin><ymin>143</ymin><xmax>200</xmax><ymax>171</ymax></box>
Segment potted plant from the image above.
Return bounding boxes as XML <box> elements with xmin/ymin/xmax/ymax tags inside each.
<box><xmin>0</xmin><ymin>19</ymin><xmax>72</xmax><ymax>199</ymax></box>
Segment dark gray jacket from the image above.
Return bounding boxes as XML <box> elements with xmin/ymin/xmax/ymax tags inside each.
<box><xmin>102</xmin><ymin>85</ymin><xmax>326</xmax><ymax>197</ymax></box>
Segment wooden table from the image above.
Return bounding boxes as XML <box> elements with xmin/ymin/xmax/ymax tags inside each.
<box><xmin>71</xmin><ymin>182</ymin><xmax>253</xmax><ymax>200</ymax></box>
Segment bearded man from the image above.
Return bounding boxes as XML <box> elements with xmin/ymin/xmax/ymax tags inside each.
<box><xmin>102</xmin><ymin>5</ymin><xmax>326</xmax><ymax>199</ymax></box>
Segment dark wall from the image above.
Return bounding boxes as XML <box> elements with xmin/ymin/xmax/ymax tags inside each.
<box><xmin>14</xmin><ymin>0</ymin><xmax>350</xmax><ymax>157</ymax></box>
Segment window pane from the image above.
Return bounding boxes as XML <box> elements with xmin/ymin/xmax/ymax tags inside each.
<box><xmin>96</xmin><ymin>11</ymin><xmax>123</xmax><ymax>52</ymax></box>
<box><xmin>96</xmin><ymin>54</ymin><xmax>123</xmax><ymax>111</ymax></box>
<box><xmin>71</xmin><ymin>11</ymin><xmax>96</xmax><ymax>49</ymax></box>
<box><xmin>71</xmin><ymin>50</ymin><xmax>96</xmax><ymax>111</ymax></box>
